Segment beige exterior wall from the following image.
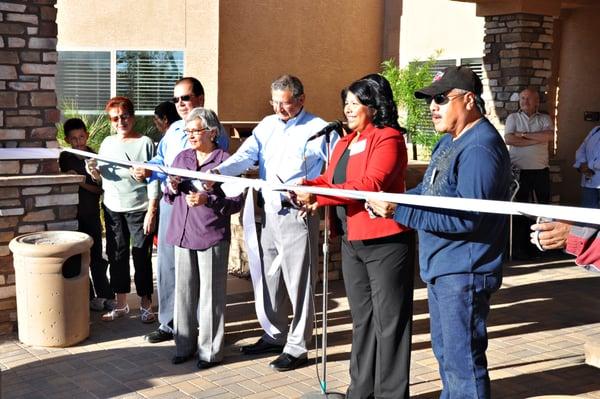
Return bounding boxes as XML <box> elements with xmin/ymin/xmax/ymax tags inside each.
<box><xmin>217</xmin><ymin>0</ymin><xmax>384</xmax><ymax>121</ymax></box>
<box><xmin>186</xmin><ymin>1</ymin><xmax>220</xmax><ymax>111</ymax></box>
<box><xmin>399</xmin><ymin>0</ymin><xmax>484</xmax><ymax>65</ymax></box>
<box><xmin>56</xmin><ymin>0</ymin><xmax>387</xmax><ymax>121</ymax></box>
<box><xmin>56</xmin><ymin>0</ymin><xmax>186</xmax><ymax>49</ymax></box>
<box><xmin>555</xmin><ymin>8</ymin><xmax>600</xmax><ymax>205</ymax></box>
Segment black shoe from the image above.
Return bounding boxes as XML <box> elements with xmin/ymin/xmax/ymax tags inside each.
<box><xmin>241</xmin><ymin>338</ymin><xmax>284</xmax><ymax>355</ymax></box>
<box><xmin>269</xmin><ymin>353</ymin><xmax>307</xmax><ymax>371</ymax></box>
<box><xmin>145</xmin><ymin>329</ymin><xmax>173</xmax><ymax>343</ymax></box>
<box><xmin>171</xmin><ymin>354</ymin><xmax>194</xmax><ymax>365</ymax></box>
<box><xmin>197</xmin><ymin>360</ymin><xmax>219</xmax><ymax>369</ymax></box>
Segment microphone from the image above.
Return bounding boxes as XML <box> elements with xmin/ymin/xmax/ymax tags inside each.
<box><xmin>307</xmin><ymin>120</ymin><xmax>342</xmax><ymax>141</ymax></box>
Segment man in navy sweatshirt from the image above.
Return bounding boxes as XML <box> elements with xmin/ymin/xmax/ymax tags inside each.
<box><xmin>369</xmin><ymin>66</ymin><xmax>511</xmax><ymax>399</ymax></box>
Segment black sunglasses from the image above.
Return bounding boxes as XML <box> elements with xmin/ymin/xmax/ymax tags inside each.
<box><xmin>426</xmin><ymin>92</ymin><xmax>466</xmax><ymax>106</ymax></box>
<box><xmin>171</xmin><ymin>94</ymin><xmax>193</xmax><ymax>103</ymax></box>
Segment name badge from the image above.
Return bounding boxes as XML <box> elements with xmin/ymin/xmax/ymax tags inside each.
<box><xmin>349</xmin><ymin>139</ymin><xmax>367</xmax><ymax>155</ymax></box>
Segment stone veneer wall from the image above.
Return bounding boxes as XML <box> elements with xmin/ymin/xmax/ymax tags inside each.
<box><xmin>0</xmin><ymin>0</ymin><xmax>60</xmax><ymax>168</ymax></box>
<box><xmin>0</xmin><ymin>175</ymin><xmax>82</xmax><ymax>334</ymax></box>
<box><xmin>0</xmin><ymin>1</ymin><xmax>80</xmax><ymax>335</ymax></box>
<box><xmin>482</xmin><ymin>13</ymin><xmax>554</xmax><ymax>129</ymax></box>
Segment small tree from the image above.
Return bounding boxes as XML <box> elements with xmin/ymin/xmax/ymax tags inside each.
<box><xmin>381</xmin><ymin>51</ymin><xmax>442</xmax><ymax>159</ymax></box>
<box><xmin>56</xmin><ymin>99</ymin><xmax>112</xmax><ymax>151</ymax></box>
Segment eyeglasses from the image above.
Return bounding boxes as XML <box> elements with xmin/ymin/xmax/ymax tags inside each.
<box><xmin>183</xmin><ymin>127</ymin><xmax>212</xmax><ymax>135</ymax></box>
<box><xmin>172</xmin><ymin>94</ymin><xmax>194</xmax><ymax>103</ymax></box>
<box><xmin>426</xmin><ymin>92</ymin><xmax>466</xmax><ymax>106</ymax></box>
<box><xmin>269</xmin><ymin>99</ymin><xmax>297</xmax><ymax>108</ymax></box>
<box><xmin>109</xmin><ymin>113</ymin><xmax>130</xmax><ymax>123</ymax></box>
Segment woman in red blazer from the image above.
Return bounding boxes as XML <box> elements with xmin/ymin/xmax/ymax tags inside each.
<box><xmin>295</xmin><ymin>76</ymin><xmax>415</xmax><ymax>399</ymax></box>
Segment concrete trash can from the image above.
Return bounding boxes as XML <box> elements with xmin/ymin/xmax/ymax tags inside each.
<box><xmin>9</xmin><ymin>231</ymin><xmax>93</xmax><ymax>347</ymax></box>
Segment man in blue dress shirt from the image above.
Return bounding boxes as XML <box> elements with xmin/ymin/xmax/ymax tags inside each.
<box><xmin>215</xmin><ymin>74</ymin><xmax>337</xmax><ymax>371</ymax></box>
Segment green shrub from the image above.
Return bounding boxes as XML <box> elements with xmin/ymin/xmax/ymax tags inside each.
<box><xmin>381</xmin><ymin>51</ymin><xmax>443</xmax><ymax>159</ymax></box>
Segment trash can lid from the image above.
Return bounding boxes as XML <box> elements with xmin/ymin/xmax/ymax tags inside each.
<box><xmin>9</xmin><ymin>231</ymin><xmax>93</xmax><ymax>257</ymax></box>
<box><xmin>19</xmin><ymin>231</ymin><xmax>89</xmax><ymax>245</ymax></box>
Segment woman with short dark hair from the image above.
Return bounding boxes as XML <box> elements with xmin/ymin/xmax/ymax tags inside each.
<box><xmin>153</xmin><ymin>101</ymin><xmax>181</xmax><ymax>135</ymax></box>
<box><xmin>294</xmin><ymin>77</ymin><xmax>415</xmax><ymax>398</ymax></box>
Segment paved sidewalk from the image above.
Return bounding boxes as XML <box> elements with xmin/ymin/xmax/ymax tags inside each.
<box><xmin>1</xmin><ymin>255</ymin><xmax>600</xmax><ymax>398</ymax></box>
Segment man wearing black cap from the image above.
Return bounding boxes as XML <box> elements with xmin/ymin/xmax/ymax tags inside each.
<box><xmin>368</xmin><ymin>66</ymin><xmax>511</xmax><ymax>398</ymax></box>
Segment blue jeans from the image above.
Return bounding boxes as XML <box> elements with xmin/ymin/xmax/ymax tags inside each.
<box><xmin>581</xmin><ymin>187</ymin><xmax>600</xmax><ymax>209</ymax></box>
<box><xmin>427</xmin><ymin>272</ymin><xmax>502</xmax><ymax>399</ymax></box>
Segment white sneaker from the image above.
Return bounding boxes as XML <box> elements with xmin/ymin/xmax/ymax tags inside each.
<box><xmin>90</xmin><ymin>298</ymin><xmax>106</xmax><ymax>312</ymax></box>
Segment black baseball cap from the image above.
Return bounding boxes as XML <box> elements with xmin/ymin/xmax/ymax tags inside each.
<box><xmin>415</xmin><ymin>66</ymin><xmax>483</xmax><ymax>99</ymax></box>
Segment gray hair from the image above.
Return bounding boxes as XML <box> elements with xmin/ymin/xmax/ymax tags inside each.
<box><xmin>271</xmin><ymin>74</ymin><xmax>304</xmax><ymax>98</ymax></box>
<box><xmin>454</xmin><ymin>88</ymin><xmax>486</xmax><ymax>115</ymax></box>
<box><xmin>185</xmin><ymin>107</ymin><xmax>224</xmax><ymax>145</ymax></box>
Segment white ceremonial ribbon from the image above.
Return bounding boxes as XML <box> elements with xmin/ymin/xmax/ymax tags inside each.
<box><xmin>0</xmin><ymin>148</ymin><xmax>60</xmax><ymax>159</ymax></box>
<box><xmin>242</xmin><ymin>189</ymin><xmax>281</xmax><ymax>337</ymax></box>
<box><xmin>64</xmin><ymin>147</ymin><xmax>600</xmax><ymax>226</ymax></box>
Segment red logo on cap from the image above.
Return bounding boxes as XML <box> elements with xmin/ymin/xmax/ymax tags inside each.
<box><xmin>433</xmin><ymin>71</ymin><xmax>444</xmax><ymax>82</ymax></box>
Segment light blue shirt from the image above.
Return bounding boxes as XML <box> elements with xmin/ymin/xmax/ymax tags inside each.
<box><xmin>148</xmin><ymin>119</ymin><xmax>229</xmax><ymax>185</ymax></box>
<box><xmin>574</xmin><ymin>126</ymin><xmax>600</xmax><ymax>188</ymax></box>
<box><xmin>217</xmin><ymin>108</ymin><xmax>338</xmax><ymax>213</ymax></box>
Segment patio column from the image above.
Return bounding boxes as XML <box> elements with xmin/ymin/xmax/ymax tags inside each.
<box><xmin>0</xmin><ymin>0</ymin><xmax>81</xmax><ymax>335</ymax></box>
<box><xmin>483</xmin><ymin>13</ymin><xmax>555</xmax><ymax>127</ymax></box>
<box><xmin>472</xmin><ymin>1</ymin><xmax>562</xmax><ymax>204</ymax></box>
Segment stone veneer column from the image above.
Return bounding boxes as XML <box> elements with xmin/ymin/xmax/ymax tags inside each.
<box><xmin>482</xmin><ymin>13</ymin><xmax>554</xmax><ymax>128</ymax></box>
<box><xmin>0</xmin><ymin>0</ymin><xmax>59</xmax><ymax>167</ymax></box>
<box><xmin>481</xmin><ymin>12</ymin><xmax>562</xmax><ymax>203</ymax></box>
<box><xmin>0</xmin><ymin>1</ymin><xmax>81</xmax><ymax>335</ymax></box>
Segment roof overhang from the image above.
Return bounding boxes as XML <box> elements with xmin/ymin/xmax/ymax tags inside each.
<box><xmin>452</xmin><ymin>0</ymin><xmax>600</xmax><ymax>17</ymax></box>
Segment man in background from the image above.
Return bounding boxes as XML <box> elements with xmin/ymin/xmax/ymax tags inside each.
<box><xmin>504</xmin><ymin>88</ymin><xmax>554</xmax><ymax>259</ymax></box>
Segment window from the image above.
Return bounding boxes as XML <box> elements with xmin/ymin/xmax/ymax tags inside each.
<box><xmin>56</xmin><ymin>51</ymin><xmax>111</xmax><ymax>113</ymax></box>
<box><xmin>57</xmin><ymin>50</ymin><xmax>184</xmax><ymax>114</ymax></box>
<box><xmin>116</xmin><ymin>51</ymin><xmax>184</xmax><ymax>112</ymax></box>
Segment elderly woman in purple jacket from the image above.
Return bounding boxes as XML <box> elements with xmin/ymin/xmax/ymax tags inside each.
<box><xmin>165</xmin><ymin>107</ymin><xmax>242</xmax><ymax>369</ymax></box>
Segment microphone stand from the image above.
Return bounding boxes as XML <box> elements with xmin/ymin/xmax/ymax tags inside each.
<box><xmin>302</xmin><ymin>131</ymin><xmax>345</xmax><ymax>399</ymax></box>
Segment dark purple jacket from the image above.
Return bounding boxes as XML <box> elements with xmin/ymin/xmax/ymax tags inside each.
<box><xmin>165</xmin><ymin>148</ymin><xmax>242</xmax><ymax>250</ymax></box>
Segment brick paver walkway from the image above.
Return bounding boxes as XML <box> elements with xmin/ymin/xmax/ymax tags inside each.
<box><xmin>1</xmin><ymin>255</ymin><xmax>600</xmax><ymax>398</ymax></box>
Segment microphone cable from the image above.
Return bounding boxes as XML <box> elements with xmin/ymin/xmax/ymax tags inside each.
<box><xmin>302</xmin><ymin>136</ymin><xmax>327</xmax><ymax>393</ymax></box>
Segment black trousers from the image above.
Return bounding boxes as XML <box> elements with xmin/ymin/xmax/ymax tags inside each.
<box><xmin>512</xmin><ymin>168</ymin><xmax>550</xmax><ymax>257</ymax></box>
<box><xmin>342</xmin><ymin>231</ymin><xmax>415</xmax><ymax>399</ymax></box>
<box><xmin>103</xmin><ymin>206</ymin><xmax>153</xmax><ymax>298</ymax></box>
<box><xmin>79</xmin><ymin>211</ymin><xmax>113</xmax><ymax>300</ymax></box>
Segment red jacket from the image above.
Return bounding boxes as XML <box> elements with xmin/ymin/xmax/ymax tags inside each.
<box><xmin>304</xmin><ymin>123</ymin><xmax>410</xmax><ymax>241</ymax></box>
<box><xmin>566</xmin><ymin>225</ymin><xmax>600</xmax><ymax>271</ymax></box>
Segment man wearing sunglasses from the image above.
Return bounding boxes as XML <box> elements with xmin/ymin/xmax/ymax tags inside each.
<box><xmin>505</xmin><ymin>88</ymin><xmax>554</xmax><ymax>260</ymax></box>
<box><xmin>132</xmin><ymin>77</ymin><xmax>229</xmax><ymax>344</ymax></box>
<box><xmin>368</xmin><ymin>66</ymin><xmax>511</xmax><ymax>398</ymax></box>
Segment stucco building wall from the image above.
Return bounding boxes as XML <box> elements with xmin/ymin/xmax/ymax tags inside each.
<box><xmin>555</xmin><ymin>8</ymin><xmax>600</xmax><ymax>205</ymax></box>
<box><xmin>217</xmin><ymin>0</ymin><xmax>385</xmax><ymax>121</ymax></box>
<box><xmin>56</xmin><ymin>0</ymin><xmax>388</xmax><ymax>121</ymax></box>
<box><xmin>56</xmin><ymin>0</ymin><xmax>186</xmax><ymax>50</ymax></box>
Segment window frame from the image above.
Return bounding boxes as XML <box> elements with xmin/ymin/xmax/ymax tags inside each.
<box><xmin>56</xmin><ymin>48</ymin><xmax>185</xmax><ymax>115</ymax></box>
